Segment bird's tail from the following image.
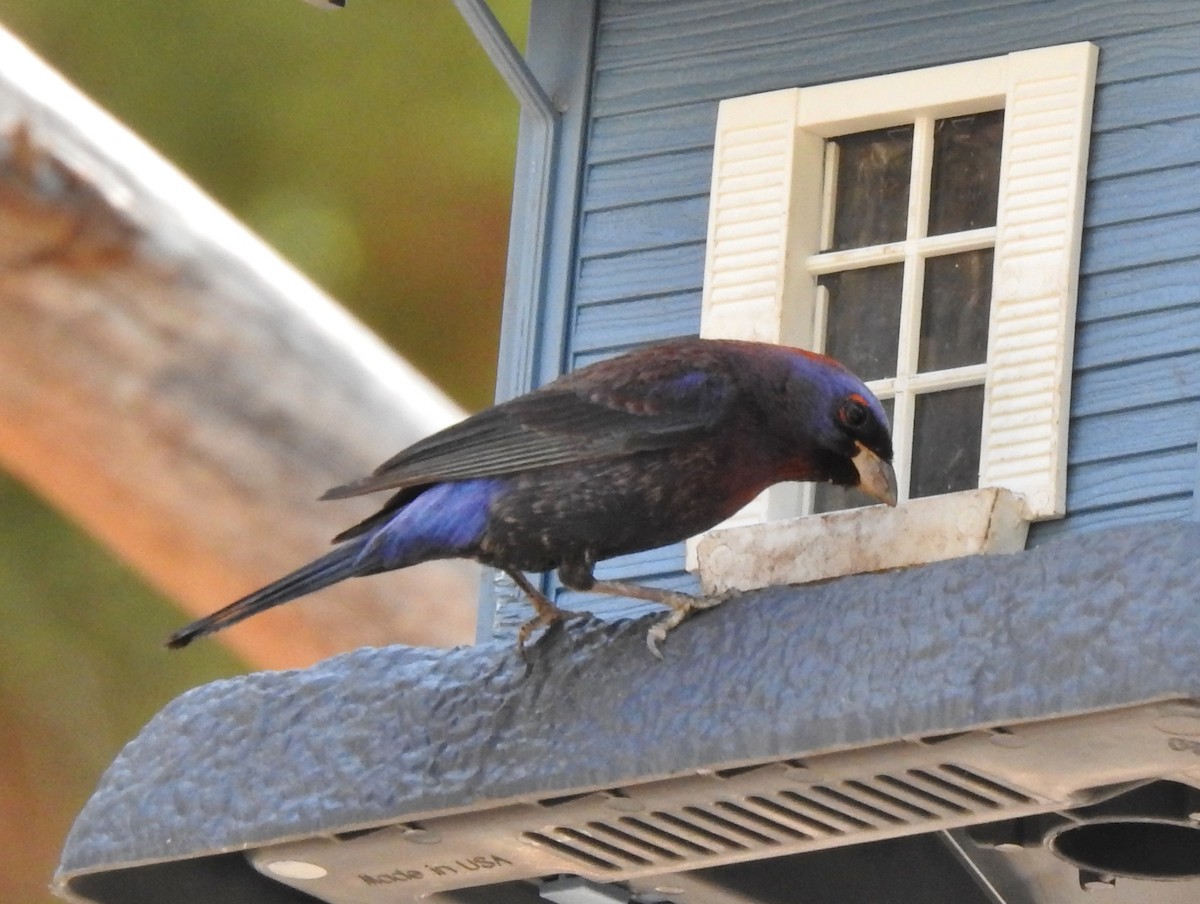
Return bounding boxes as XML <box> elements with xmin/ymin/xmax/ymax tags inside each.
<box><xmin>165</xmin><ymin>541</ymin><xmax>366</xmax><ymax>649</ymax></box>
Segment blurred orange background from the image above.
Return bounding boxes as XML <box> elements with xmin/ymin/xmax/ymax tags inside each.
<box><xmin>0</xmin><ymin>1</ymin><xmax>527</xmax><ymax>900</ymax></box>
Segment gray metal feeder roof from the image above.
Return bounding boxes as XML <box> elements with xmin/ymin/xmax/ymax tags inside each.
<box><xmin>55</xmin><ymin>521</ymin><xmax>1200</xmax><ymax>902</ymax></box>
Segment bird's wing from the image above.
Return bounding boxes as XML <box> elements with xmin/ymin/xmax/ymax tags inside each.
<box><xmin>322</xmin><ymin>360</ymin><xmax>736</xmax><ymax>499</ymax></box>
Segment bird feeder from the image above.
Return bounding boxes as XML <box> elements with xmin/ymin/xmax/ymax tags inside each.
<box><xmin>54</xmin><ymin>522</ymin><xmax>1200</xmax><ymax>903</ymax></box>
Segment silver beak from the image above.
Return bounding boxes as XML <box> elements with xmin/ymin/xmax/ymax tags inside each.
<box><xmin>852</xmin><ymin>443</ymin><xmax>898</xmax><ymax>507</ymax></box>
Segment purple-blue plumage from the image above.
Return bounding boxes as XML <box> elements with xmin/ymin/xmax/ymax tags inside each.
<box><xmin>355</xmin><ymin>479</ymin><xmax>503</xmax><ymax>569</ymax></box>
<box><xmin>164</xmin><ymin>480</ymin><xmax>505</xmax><ymax>649</ymax></box>
<box><xmin>166</xmin><ymin>337</ymin><xmax>895</xmax><ymax>654</ymax></box>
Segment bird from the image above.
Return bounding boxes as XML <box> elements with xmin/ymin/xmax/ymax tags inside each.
<box><xmin>166</xmin><ymin>337</ymin><xmax>896</xmax><ymax>657</ymax></box>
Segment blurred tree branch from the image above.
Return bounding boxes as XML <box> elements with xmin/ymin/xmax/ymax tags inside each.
<box><xmin>0</xmin><ymin>32</ymin><xmax>479</xmax><ymax>669</ymax></box>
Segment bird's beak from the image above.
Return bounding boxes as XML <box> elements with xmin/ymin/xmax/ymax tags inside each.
<box><xmin>852</xmin><ymin>443</ymin><xmax>898</xmax><ymax>507</ymax></box>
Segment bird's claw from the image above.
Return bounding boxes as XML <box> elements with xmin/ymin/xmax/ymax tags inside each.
<box><xmin>516</xmin><ymin>605</ymin><xmax>591</xmax><ymax>662</ymax></box>
<box><xmin>645</xmin><ymin>591</ymin><xmax>733</xmax><ymax>659</ymax></box>
<box><xmin>646</xmin><ymin>608</ymin><xmax>687</xmax><ymax>659</ymax></box>
<box><xmin>507</xmin><ymin>569</ymin><xmax>592</xmax><ymax>667</ymax></box>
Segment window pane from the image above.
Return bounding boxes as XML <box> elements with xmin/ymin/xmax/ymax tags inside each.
<box><xmin>830</xmin><ymin>125</ymin><xmax>913</xmax><ymax>250</ymax></box>
<box><xmin>928</xmin><ymin>110</ymin><xmax>1004</xmax><ymax>235</ymax></box>
<box><xmin>820</xmin><ymin>264</ymin><xmax>903</xmax><ymax>382</ymax></box>
<box><xmin>919</xmin><ymin>248</ymin><xmax>993</xmax><ymax>371</ymax></box>
<box><xmin>910</xmin><ymin>385</ymin><xmax>985</xmax><ymax>498</ymax></box>
<box><xmin>814</xmin><ymin>398</ymin><xmax>895</xmax><ymax>513</ymax></box>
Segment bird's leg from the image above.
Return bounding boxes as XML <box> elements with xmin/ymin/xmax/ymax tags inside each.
<box><xmin>587</xmin><ymin>580</ymin><xmax>732</xmax><ymax>659</ymax></box>
<box><xmin>507</xmin><ymin>569</ymin><xmax>590</xmax><ymax>654</ymax></box>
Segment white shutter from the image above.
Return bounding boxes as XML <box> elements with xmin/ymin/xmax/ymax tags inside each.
<box><xmin>981</xmin><ymin>43</ymin><xmax>1098</xmax><ymax>519</ymax></box>
<box><xmin>701</xmin><ymin>88</ymin><xmax>824</xmax><ymax>347</ymax></box>
<box><xmin>700</xmin><ymin>89</ymin><xmax>823</xmax><ymax>528</ymax></box>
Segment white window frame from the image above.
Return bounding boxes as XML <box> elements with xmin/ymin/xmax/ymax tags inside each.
<box><xmin>690</xmin><ymin>43</ymin><xmax>1098</xmax><ymax>592</ymax></box>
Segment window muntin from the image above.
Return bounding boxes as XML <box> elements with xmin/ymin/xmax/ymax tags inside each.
<box><xmin>807</xmin><ymin>110</ymin><xmax>1003</xmax><ymax>512</ymax></box>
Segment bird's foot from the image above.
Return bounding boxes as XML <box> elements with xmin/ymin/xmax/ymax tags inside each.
<box><xmin>515</xmin><ymin>603</ymin><xmax>591</xmax><ymax>654</ymax></box>
<box><xmin>507</xmin><ymin>569</ymin><xmax>591</xmax><ymax>663</ymax></box>
<box><xmin>644</xmin><ymin>591</ymin><xmax>732</xmax><ymax>659</ymax></box>
<box><xmin>589</xmin><ymin>580</ymin><xmax>733</xmax><ymax>659</ymax></box>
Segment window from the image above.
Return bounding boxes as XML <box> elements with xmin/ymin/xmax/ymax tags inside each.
<box><xmin>691</xmin><ymin>44</ymin><xmax>1098</xmax><ymax>590</ymax></box>
<box><xmin>812</xmin><ymin>110</ymin><xmax>1004</xmax><ymax>515</ymax></box>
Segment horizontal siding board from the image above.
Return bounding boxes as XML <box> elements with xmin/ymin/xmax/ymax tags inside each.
<box><xmin>579</xmin><ymin>195</ymin><xmax>711</xmax><ymax>259</ymax></box>
<box><xmin>584</xmin><ymin>148</ymin><xmax>714</xmax><ymax>211</ymax></box>
<box><xmin>589</xmin><ymin>2</ymin><xmax>1200</xmax><ymax>117</ymax></box>
<box><xmin>596</xmin><ymin>0</ymin><xmax>1037</xmax><ymax>70</ymax></box>
<box><xmin>576</xmin><ymin>242</ymin><xmax>705</xmax><ymax>305</ymax></box>
<box><xmin>1088</xmin><ymin>115</ymin><xmax>1200</xmax><ymax>180</ymax></box>
<box><xmin>1069</xmin><ymin>399</ymin><xmax>1200</xmax><ymax>464</ymax></box>
<box><xmin>1078</xmin><ymin>258</ymin><xmax>1200</xmax><ymax>323</ymax></box>
<box><xmin>588</xmin><ymin>101</ymin><xmax>718</xmax><ymax>164</ymax></box>
<box><xmin>1071</xmin><ymin>351</ymin><xmax>1200</xmax><ymax>418</ymax></box>
<box><xmin>574</xmin><ymin>293</ymin><xmax>700</xmax><ymax>349</ymax></box>
<box><xmin>1028</xmin><ymin>495</ymin><xmax>1193</xmax><ymax>545</ymax></box>
<box><xmin>1094</xmin><ymin>26</ymin><xmax>1200</xmax><ymax>83</ymax></box>
<box><xmin>1066</xmin><ymin>447</ymin><xmax>1196</xmax><ymax>510</ymax></box>
<box><xmin>1092</xmin><ymin>68</ymin><xmax>1200</xmax><ymax>132</ymax></box>
<box><xmin>1084</xmin><ymin>162</ymin><xmax>1200</xmax><ymax>228</ymax></box>
<box><xmin>594</xmin><ymin>40</ymin><xmax>1200</xmax><ymax>131</ymax></box>
<box><xmin>593</xmin><ymin>544</ymin><xmax>691</xmax><ymax>581</ymax></box>
<box><xmin>1080</xmin><ymin>208</ymin><xmax>1200</xmax><ymax>276</ymax></box>
<box><xmin>1075</xmin><ymin>303</ymin><xmax>1200</xmax><ymax>370</ymax></box>
<box><xmin>571</xmin><ymin>345</ymin><xmax>647</xmax><ymax>370</ymax></box>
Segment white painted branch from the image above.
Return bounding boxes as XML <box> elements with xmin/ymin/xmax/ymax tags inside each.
<box><xmin>0</xmin><ymin>29</ymin><xmax>479</xmax><ymax>669</ymax></box>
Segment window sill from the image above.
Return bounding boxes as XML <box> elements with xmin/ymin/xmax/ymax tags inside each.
<box><xmin>689</xmin><ymin>487</ymin><xmax>1030</xmax><ymax>595</ymax></box>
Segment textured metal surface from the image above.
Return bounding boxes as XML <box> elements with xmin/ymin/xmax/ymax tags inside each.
<box><xmin>244</xmin><ymin>703</ymin><xmax>1200</xmax><ymax>903</ymax></box>
<box><xmin>57</xmin><ymin>521</ymin><xmax>1200</xmax><ymax>888</ymax></box>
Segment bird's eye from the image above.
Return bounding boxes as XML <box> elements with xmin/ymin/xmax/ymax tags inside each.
<box><xmin>838</xmin><ymin>396</ymin><xmax>870</xmax><ymax>430</ymax></box>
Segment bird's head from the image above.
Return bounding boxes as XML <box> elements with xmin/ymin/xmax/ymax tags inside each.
<box><xmin>771</xmin><ymin>347</ymin><xmax>897</xmax><ymax>507</ymax></box>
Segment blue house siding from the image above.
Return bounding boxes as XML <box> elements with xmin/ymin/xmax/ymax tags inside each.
<box><xmin>510</xmin><ymin>0</ymin><xmax>1200</xmax><ymax>616</ymax></box>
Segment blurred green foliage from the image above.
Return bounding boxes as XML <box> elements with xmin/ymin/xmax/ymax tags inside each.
<box><xmin>0</xmin><ymin>0</ymin><xmax>527</xmax><ymax>900</ymax></box>
<box><xmin>1</xmin><ymin>0</ymin><xmax>523</xmax><ymax>409</ymax></box>
<box><xmin>0</xmin><ymin>476</ymin><xmax>246</xmax><ymax>903</ymax></box>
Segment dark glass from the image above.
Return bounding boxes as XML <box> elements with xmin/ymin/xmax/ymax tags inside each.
<box><xmin>830</xmin><ymin>125</ymin><xmax>914</xmax><ymax>250</ymax></box>
<box><xmin>909</xmin><ymin>385</ymin><xmax>985</xmax><ymax>498</ymax></box>
<box><xmin>819</xmin><ymin>264</ymin><xmax>904</xmax><ymax>382</ymax></box>
<box><xmin>814</xmin><ymin>398</ymin><xmax>895</xmax><ymax>513</ymax></box>
<box><xmin>919</xmin><ymin>249</ymin><xmax>993</xmax><ymax>371</ymax></box>
<box><xmin>928</xmin><ymin>110</ymin><xmax>1004</xmax><ymax>235</ymax></box>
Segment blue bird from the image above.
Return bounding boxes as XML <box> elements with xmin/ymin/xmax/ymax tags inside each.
<box><xmin>166</xmin><ymin>337</ymin><xmax>895</xmax><ymax>656</ymax></box>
